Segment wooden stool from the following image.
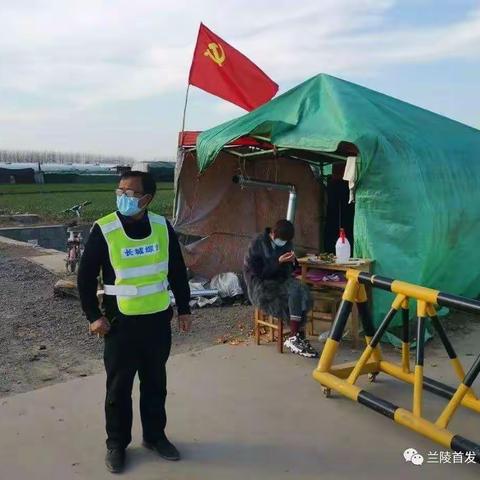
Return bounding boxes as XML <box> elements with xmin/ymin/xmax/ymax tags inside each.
<box><xmin>253</xmin><ymin>308</ymin><xmax>290</xmax><ymax>353</ymax></box>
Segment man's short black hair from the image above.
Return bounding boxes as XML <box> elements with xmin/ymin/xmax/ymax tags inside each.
<box><xmin>272</xmin><ymin>219</ymin><xmax>295</xmax><ymax>241</ymax></box>
<box><xmin>120</xmin><ymin>170</ymin><xmax>156</xmax><ymax>197</ymax></box>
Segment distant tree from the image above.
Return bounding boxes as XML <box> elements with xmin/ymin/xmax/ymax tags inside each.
<box><xmin>0</xmin><ymin>150</ymin><xmax>135</xmax><ymax>165</ymax></box>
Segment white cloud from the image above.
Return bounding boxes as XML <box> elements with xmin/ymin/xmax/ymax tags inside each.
<box><xmin>0</xmin><ymin>0</ymin><xmax>479</xmax><ymax>156</ymax></box>
<box><xmin>0</xmin><ymin>107</ymin><xmax>66</xmax><ymax>123</ymax></box>
<box><xmin>2</xmin><ymin>0</ymin><xmax>479</xmax><ymax>108</ymax></box>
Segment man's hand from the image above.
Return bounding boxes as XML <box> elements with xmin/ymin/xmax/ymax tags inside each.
<box><xmin>178</xmin><ymin>314</ymin><xmax>192</xmax><ymax>333</ymax></box>
<box><xmin>279</xmin><ymin>251</ymin><xmax>296</xmax><ymax>264</ymax></box>
<box><xmin>89</xmin><ymin>316</ymin><xmax>111</xmax><ymax>337</ymax></box>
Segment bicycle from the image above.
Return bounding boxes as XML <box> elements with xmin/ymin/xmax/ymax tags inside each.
<box><xmin>65</xmin><ymin>229</ymin><xmax>83</xmax><ymax>273</ymax></box>
<box><xmin>62</xmin><ymin>201</ymin><xmax>91</xmax><ymax>273</ymax></box>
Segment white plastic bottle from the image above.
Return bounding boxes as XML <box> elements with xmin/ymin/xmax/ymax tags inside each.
<box><xmin>335</xmin><ymin>228</ymin><xmax>351</xmax><ymax>263</ymax></box>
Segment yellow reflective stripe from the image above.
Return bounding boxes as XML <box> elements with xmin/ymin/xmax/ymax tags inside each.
<box><xmin>132</xmin><ymin>282</ymin><xmax>169</xmax><ymax>296</ymax></box>
<box><xmin>104</xmin><ymin>280</ymin><xmax>169</xmax><ymax>297</ymax></box>
<box><xmin>99</xmin><ymin>219</ymin><xmax>122</xmax><ymax>234</ymax></box>
<box><xmin>149</xmin><ymin>213</ymin><xmax>167</xmax><ymax>226</ymax></box>
<box><xmin>99</xmin><ymin>213</ymin><xmax>165</xmax><ymax>234</ymax></box>
<box><xmin>116</xmin><ymin>261</ymin><xmax>169</xmax><ymax>280</ymax></box>
<box><xmin>104</xmin><ymin>284</ymin><xmax>136</xmax><ymax>295</ymax></box>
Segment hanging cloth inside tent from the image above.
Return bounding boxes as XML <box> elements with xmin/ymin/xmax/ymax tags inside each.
<box><xmin>343</xmin><ymin>156</ymin><xmax>357</xmax><ymax>203</ymax></box>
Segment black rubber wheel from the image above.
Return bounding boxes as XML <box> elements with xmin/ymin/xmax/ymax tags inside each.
<box><xmin>322</xmin><ymin>386</ymin><xmax>331</xmax><ymax>398</ymax></box>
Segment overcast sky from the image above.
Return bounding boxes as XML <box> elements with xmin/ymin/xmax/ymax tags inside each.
<box><xmin>1</xmin><ymin>0</ymin><xmax>479</xmax><ymax>160</ymax></box>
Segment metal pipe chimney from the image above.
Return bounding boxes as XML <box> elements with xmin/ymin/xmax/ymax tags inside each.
<box><xmin>232</xmin><ymin>175</ymin><xmax>297</xmax><ymax>223</ymax></box>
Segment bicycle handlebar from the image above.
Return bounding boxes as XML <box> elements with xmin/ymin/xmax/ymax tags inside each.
<box><xmin>62</xmin><ymin>201</ymin><xmax>91</xmax><ymax>214</ymax></box>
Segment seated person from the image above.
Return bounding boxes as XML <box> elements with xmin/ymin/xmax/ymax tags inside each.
<box><xmin>243</xmin><ymin>219</ymin><xmax>318</xmax><ymax>358</ymax></box>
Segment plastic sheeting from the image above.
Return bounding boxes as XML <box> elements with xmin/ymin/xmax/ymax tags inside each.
<box><xmin>210</xmin><ymin>272</ymin><xmax>243</xmax><ymax>298</ymax></box>
<box><xmin>173</xmin><ymin>150</ymin><xmax>323</xmax><ymax>279</ymax></box>
<box><xmin>196</xmin><ymin>73</ymin><xmax>480</xmax><ymax>343</ymax></box>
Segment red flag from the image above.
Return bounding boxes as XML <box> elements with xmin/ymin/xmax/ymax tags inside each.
<box><xmin>188</xmin><ymin>23</ymin><xmax>278</xmax><ymax>111</ymax></box>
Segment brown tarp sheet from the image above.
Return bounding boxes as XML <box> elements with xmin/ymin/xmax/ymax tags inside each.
<box><xmin>173</xmin><ymin>150</ymin><xmax>323</xmax><ymax>278</ymax></box>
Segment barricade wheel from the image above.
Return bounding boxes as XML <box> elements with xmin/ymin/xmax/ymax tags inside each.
<box><xmin>368</xmin><ymin>372</ymin><xmax>379</xmax><ymax>382</ymax></box>
<box><xmin>322</xmin><ymin>386</ymin><xmax>331</xmax><ymax>398</ymax></box>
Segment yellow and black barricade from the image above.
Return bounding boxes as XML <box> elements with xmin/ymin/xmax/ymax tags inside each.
<box><xmin>313</xmin><ymin>270</ymin><xmax>480</xmax><ymax>462</ymax></box>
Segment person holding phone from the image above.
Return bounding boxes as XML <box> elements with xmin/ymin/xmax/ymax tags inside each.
<box><xmin>243</xmin><ymin>219</ymin><xmax>318</xmax><ymax>357</ymax></box>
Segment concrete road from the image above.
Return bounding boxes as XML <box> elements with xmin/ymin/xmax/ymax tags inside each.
<box><xmin>0</xmin><ymin>233</ymin><xmax>68</xmax><ymax>275</ymax></box>
<box><xmin>0</xmin><ymin>344</ymin><xmax>478</xmax><ymax>480</ymax></box>
<box><xmin>28</xmin><ymin>253</ymin><xmax>69</xmax><ymax>275</ymax></box>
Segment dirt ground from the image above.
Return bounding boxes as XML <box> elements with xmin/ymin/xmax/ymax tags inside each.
<box><xmin>0</xmin><ymin>243</ymin><xmax>254</xmax><ymax>397</ymax></box>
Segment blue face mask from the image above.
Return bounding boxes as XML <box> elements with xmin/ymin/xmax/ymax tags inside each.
<box><xmin>273</xmin><ymin>238</ymin><xmax>287</xmax><ymax>247</ymax></box>
<box><xmin>116</xmin><ymin>194</ymin><xmax>143</xmax><ymax>217</ymax></box>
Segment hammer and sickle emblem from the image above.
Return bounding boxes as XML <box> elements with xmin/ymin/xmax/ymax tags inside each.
<box><xmin>204</xmin><ymin>42</ymin><xmax>226</xmax><ymax>66</ymax></box>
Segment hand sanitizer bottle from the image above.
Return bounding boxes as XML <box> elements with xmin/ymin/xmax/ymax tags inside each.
<box><xmin>335</xmin><ymin>228</ymin><xmax>351</xmax><ymax>263</ymax></box>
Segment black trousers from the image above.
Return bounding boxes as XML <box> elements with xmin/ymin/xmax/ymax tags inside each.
<box><xmin>103</xmin><ymin>308</ymin><xmax>173</xmax><ymax>450</ymax></box>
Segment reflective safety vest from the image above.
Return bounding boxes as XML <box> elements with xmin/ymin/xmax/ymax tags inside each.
<box><xmin>96</xmin><ymin>211</ymin><xmax>170</xmax><ymax>316</ymax></box>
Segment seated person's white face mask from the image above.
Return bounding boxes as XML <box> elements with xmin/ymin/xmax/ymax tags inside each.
<box><xmin>273</xmin><ymin>238</ymin><xmax>287</xmax><ymax>247</ymax></box>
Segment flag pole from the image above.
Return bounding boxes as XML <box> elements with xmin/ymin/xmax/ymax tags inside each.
<box><xmin>180</xmin><ymin>83</ymin><xmax>191</xmax><ymax>146</ymax></box>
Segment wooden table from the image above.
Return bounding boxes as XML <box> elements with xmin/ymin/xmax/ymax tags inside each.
<box><xmin>297</xmin><ymin>257</ymin><xmax>374</xmax><ymax>347</ymax></box>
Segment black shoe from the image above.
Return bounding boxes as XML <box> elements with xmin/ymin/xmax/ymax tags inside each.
<box><xmin>284</xmin><ymin>333</ymin><xmax>318</xmax><ymax>358</ymax></box>
<box><xmin>301</xmin><ymin>337</ymin><xmax>320</xmax><ymax>358</ymax></box>
<box><xmin>105</xmin><ymin>448</ymin><xmax>126</xmax><ymax>474</ymax></box>
<box><xmin>143</xmin><ymin>435</ymin><xmax>181</xmax><ymax>461</ymax></box>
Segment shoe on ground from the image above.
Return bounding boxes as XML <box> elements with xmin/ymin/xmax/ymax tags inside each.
<box><xmin>105</xmin><ymin>448</ymin><xmax>126</xmax><ymax>474</ymax></box>
<box><xmin>143</xmin><ymin>435</ymin><xmax>181</xmax><ymax>461</ymax></box>
<box><xmin>284</xmin><ymin>333</ymin><xmax>318</xmax><ymax>358</ymax></box>
<box><xmin>301</xmin><ymin>337</ymin><xmax>320</xmax><ymax>358</ymax></box>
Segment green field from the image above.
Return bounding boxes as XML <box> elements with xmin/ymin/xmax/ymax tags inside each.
<box><xmin>0</xmin><ymin>183</ymin><xmax>175</xmax><ymax>223</ymax></box>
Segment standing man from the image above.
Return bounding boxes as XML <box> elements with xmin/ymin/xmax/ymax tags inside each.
<box><xmin>78</xmin><ymin>171</ymin><xmax>192</xmax><ymax>474</ymax></box>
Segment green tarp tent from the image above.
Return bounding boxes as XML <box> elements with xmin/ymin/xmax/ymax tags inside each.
<box><xmin>196</xmin><ymin>74</ymin><xmax>480</xmax><ymax>342</ymax></box>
